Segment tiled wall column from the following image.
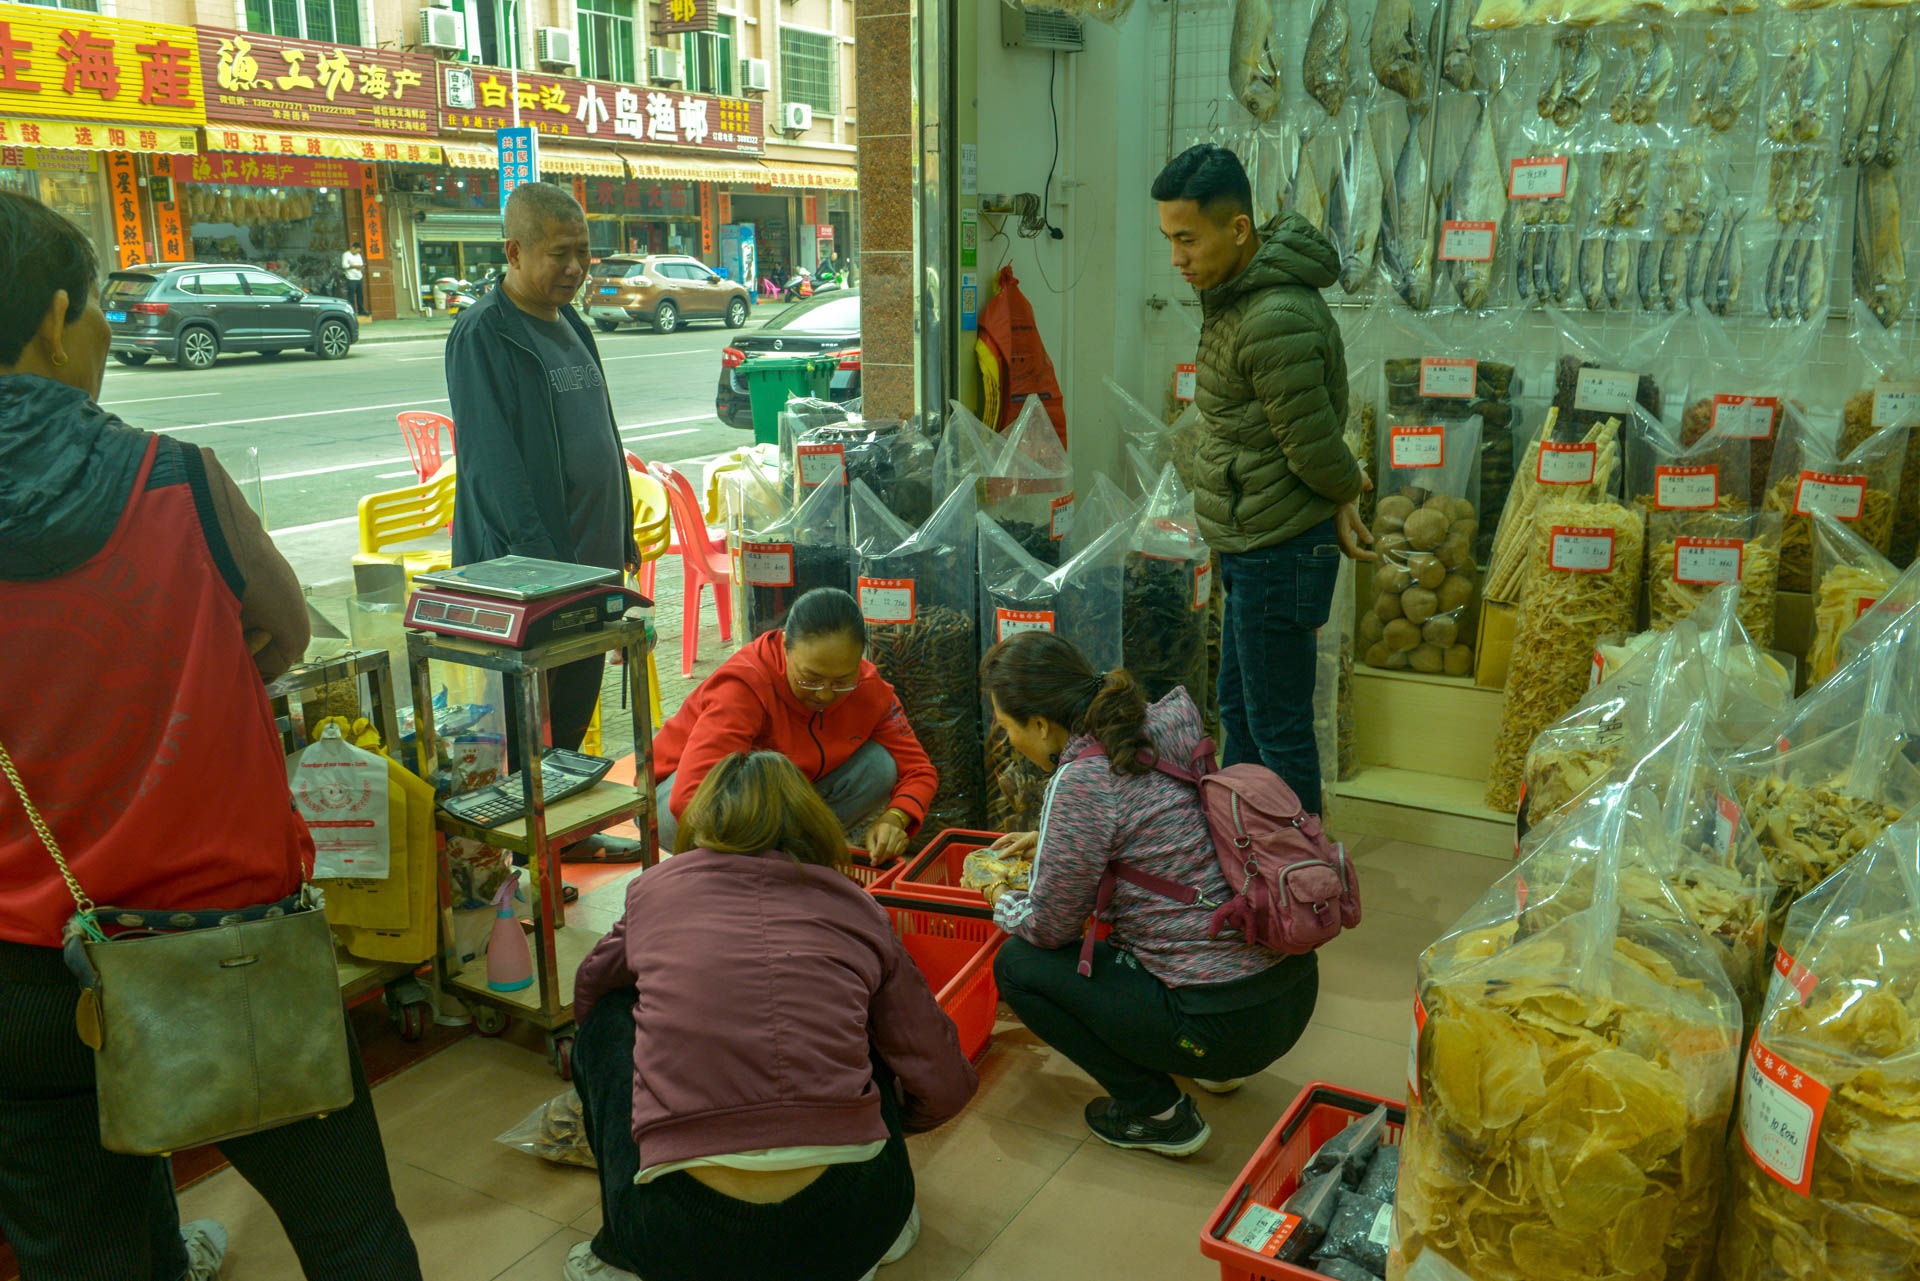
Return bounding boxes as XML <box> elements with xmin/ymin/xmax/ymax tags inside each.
<box><xmin>854</xmin><ymin>0</ymin><xmax>913</xmax><ymax>419</ymax></box>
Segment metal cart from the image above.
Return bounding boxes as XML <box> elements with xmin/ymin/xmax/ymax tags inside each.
<box><xmin>266</xmin><ymin>650</ymin><xmax>434</xmax><ymax>1039</ymax></box>
<box><xmin>405</xmin><ymin>618</ymin><xmax>655</xmax><ymax>1078</ymax></box>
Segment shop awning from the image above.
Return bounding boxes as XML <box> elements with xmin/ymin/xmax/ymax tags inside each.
<box><xmin>0</xmin><ymin>118</ymin><xmax>199</xmax><ymax>155</ymax></box>
<box><xmin>622</xmin><ymin>153</ymin><xmax>772</xmax><ymax>184</ymax></box>
<box><xmin>755</xmin><ymin>161</ymin><xmax>859</xmax><ymax>192</ymax></box>
<box><xmin>442</xmin><ymin>140</ymin><xmax>498</xmax><ymax>171</ymax></box>
<box><xmin>204</xmin><ymin>124</ymin><xmax>444</xmax><ymax>166</ymax></box>
<box><xmin>539</xmin><ymin>146</ymin><xmax>625</xmax><ymax>178</ymax></box>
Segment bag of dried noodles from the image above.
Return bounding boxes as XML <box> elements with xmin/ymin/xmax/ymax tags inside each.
<box><xmin>1394</xmin><ymin>765</ymin><xmax>1744</xmax><ymax>1281</ymax></box>
<box><xmin>1647</xmin><ymin>508</ymin><xmax>1784</xmax><ymax>647</ymax></box>
<box><xmin>1761</xmin><ymin>403</ymin><xmax>1906</xmax><ymax>593</ymax></box>
<box><xmin>1808</xmin><ymin>510</ymin><xmax>1897</xmax><ymax>686</ymax></box>
<box><xmin>1716</xmin><ymin>817</ymin><xmax>1920</xmax><ymax>1281</ymax></box>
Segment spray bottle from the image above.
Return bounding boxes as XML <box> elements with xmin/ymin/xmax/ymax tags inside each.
<box><xmin>486</xmin><ymin>869</ymin><xmax>533</xmax><ymax>993</ymax></box>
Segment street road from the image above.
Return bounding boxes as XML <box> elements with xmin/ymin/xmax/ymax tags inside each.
<box><xmin>97</xmin><ymin>318</ymin><xmax>755</xmax><ymax>587</ymax></box>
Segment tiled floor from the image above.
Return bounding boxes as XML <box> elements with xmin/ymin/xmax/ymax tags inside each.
<box><xmin>177</xmin><ymin>834</ymin><xmax>1505</xmax><ymax>1281</ymax></box>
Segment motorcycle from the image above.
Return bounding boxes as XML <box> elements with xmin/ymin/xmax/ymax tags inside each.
<box><xmin>780</xmin><ymin>269</ymin><xmax>814</xmax><ymax>303</ymax></box>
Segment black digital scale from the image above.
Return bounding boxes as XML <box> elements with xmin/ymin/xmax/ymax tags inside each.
<box><xmin>405</xmin><ymin>557</ymin><xmax>647</xmax><ymax>649</ymax></box>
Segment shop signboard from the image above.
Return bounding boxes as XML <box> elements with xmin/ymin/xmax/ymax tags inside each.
<box><xmin>168</xmin><ymin>151</ymin><xmax>363</xmax><ymax>190</ymax></box>
<box><xmin>498</xmin><ymin>124</ymin><xmax>537</xmax><ymax>209</ymax></box>
<box><xmin>205</xmin><ymin>125</ymin><xmax>441</xmax><ymax>164</ymax></box>
<box><xmin>654</xmin><ymin>0</ymin><xmax>717</xmax><ymax>35</ymax></box>
<box><xmin>0</xmin><ymin>6</ymin><xmax>204</xmax><ymax>127</ymax></box>
<box><xmin>0</xmin><ymin>145</ymin><xmax>94</xmax><ymax>169</ymax></box>
<box><xmin>438</xmin><ymin>62</ymin><xmax>763</xmax><ymax>154</ymax></box>
<box><xmin>196</xmin><ymin>27</ymin><xmax>436</xmax><ymax>138</ymax></box>
<box><xmin>699</xmin><ymin>181</ymin><xmax>712</xmax><ymax>254</ymax></box>
<box><xmin>0</xmin><ymin>117</ymin><xmax>198</xmax><ymax>153</ymax></box>
<box><xmin>105</xmin><ymin>150</ymin><xmax>147</xmax><ymax>266</ymax></box>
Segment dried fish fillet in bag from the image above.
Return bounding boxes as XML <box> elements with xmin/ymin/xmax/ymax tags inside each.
<box><xmin>1717</xmin><ymin>818</ymin><xmax>1920</xmax><ymax>1281</ymax></box>
<box><xmin>1647</xmin><ymin>507</ymin><xmax>1785</xmax><ymax>647</ymax></box>
<box><xmin>1808</xmin><ymin>509</ymin><xmax>1898</xmax><ymax>684</ymax></box>
<box><xmin>1762</xmin><ymin>402</ymin><xmax>1907</xmax><ymax>592</ymax></box>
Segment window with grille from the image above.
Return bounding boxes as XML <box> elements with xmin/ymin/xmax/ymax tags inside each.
<box><xmin>18</xmin><ymin>0</ymin><xmax>101</xmax><ymax>13</ymax></box>
<box><xmin>578</xmin><ymin>0</ymin><xmax>635</xmax><ymax>83</ymax></box>
<box><xmin>779</xmin><ymin>28</ymin><xmax>836</xmax><ymax>115</ymax></box>
<box><xmin>686</xmin><ymin>16</ymin><xmax>734</xmax><ymax>97</ymax></box>
<box><xmin>245</xmin><ymin>0</ymin><xmax>360</xmax><ymax>45</ymax></box>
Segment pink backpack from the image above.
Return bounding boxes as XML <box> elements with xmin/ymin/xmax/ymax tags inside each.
<box><xmin>1069</xmin><ymin>738</ymin><xmax>1361</xmax><ymax>977</ymax></box>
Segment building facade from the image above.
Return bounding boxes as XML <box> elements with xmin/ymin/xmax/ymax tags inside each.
<box><xmin>0</xmin><ymin>0</ymin><xmax>858</xmax><ymax>318</ymax></box>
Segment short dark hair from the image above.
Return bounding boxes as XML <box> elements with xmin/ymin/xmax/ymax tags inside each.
<box><xmin>504</xmin><ymin>181</ymin><xmax>586</xmax><ymax>245</ymax></box>
<box><xmin>1150</xmin><ymin>145</ymin><xmax>1253</xmax><ymax>223</ymax></box>
<box><xmin>0</xmin><ymin>191</ymin><xmax>97</xmax><ymax>366</ymax></box>
<box><xmin>784</xmin><ymin>587</ymin><xmax>867</xmax><ymax>648</ymax></box>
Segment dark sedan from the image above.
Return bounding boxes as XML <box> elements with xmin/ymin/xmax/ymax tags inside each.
<box><xmin>104</xmin><ymin>263</ymin><xmax>359</xmax><ymax>370</ymax></box>
<box><xmin>715</xmin><ymin>290</ymin><xmax>860</xmax><ymax>428</ymax></box>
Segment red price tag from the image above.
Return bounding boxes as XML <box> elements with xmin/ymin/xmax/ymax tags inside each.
<box><xmin>1794</xmin><ymin>471</ymin><xmax>1868</xmax><ymax>520</ymax></box>
<box><xmin>1711</xmin><ymin>394</ymin><xmax>1779</xmax><ymax>440</ymax></box>
<box><xmin>1193</xmin><ymin>560</ymin><xmax>1213</xmax><ymax>611</ymax></box>
<box><xmin>796</xmin><ymin>443</ymin><xmax>847</xmax><ymax>487</ymax></box>
<box><xmin>1419</xmin><ymin>357</ymin><xmax>1477</xmax><ymax>398</ymax></box>
<box><xmin>1407</xmin><ymin>990</ymin><xmax>1428</xmax><ymax>1100</ymax></box>
<box><xmin>1741</xmin><ymin>1039</ymin><xmax>1829</xmax><ymax>1196</ymax></box>
<box><xmin>996</xmin><ymin>608</ymin><xmax>1055</xmax><ymax>641</ymax></box>
<box><xmin>741</xmin><ymin>541</ymin><xmax>795</xmax><ymax>586</ymax></box>
<box><xmin>1654</xmin><ymin>464</ymin><xmax>1720</xmax><ymax>510</ymax></box>
<box><xmin>1438</xmin><ymin>220</ymin><xmax>1496</xmax><ymax>262</ymax></box>
<box><xmin>1508</xmin><ymin>156</ymin><xmax>1569</xmax><ymax>199</ymax></box>
<box><xmin>1538</xmin><ymin>442</ymin><xmax>1598</xmax><ymax>485</ymax></box>
<box><xmin>1859</xmin><ymin>595</ymin><xmax>1881</xmax><ymax>619</ymax></box>
<box><xmin>1674</xmin><ymin>536</ymin><xmax>1745</xmax><ymax>585</ymax></box>
<box><xmin>1050</xmin><ymin>492</ymin><xmax>1075</xmax><ymax>540</ymax></box>
<box><xmin>1175</xmin><ymin>363</ymin><xmax>1197</xmax><ymax>402</ymax></box>
<box><xmin>1550</xmin><ymin>526</ymin><xmax>1615</xmax><ymax>573</ymax></box>
<box><xmin>1773</xmin><ymin>947</ymin><xmax>1818</xmax><ymax>1005</ymax></box>
<box><xmin>857</xmin><ymin>576</ymin><xmax>916</xmax><ymax>624</ymax></box>
<box><xmin>1390</xmin><ymin>425</ymin><xmax>1446</xmax><ymax>469</ymax></box>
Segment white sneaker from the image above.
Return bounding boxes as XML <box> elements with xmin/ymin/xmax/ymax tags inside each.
<box><xmin>565</xmin><ymin>1240</ymin><xmax>640</xmax><ymax>1281</ymax></box>
<box><xmin>181</xmin><ymin>1220</ymin><xmax>228</xmax><ymax>1281</ymax></box>
<box><xmin>859</xmin><ymin>1205</ymin><xmax>921</xmax><ymax>1279</ymax></box>
<box><xmin>1193</xmin><ymin>1077</ymin><xmax>1247</xmax><ymax>1095</ymax></box>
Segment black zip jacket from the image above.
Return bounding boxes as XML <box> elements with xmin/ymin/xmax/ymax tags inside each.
<box><xmin>443</xmin><ymin>287</ymin><xmax>638</xmax><ymax>568</ymax></box>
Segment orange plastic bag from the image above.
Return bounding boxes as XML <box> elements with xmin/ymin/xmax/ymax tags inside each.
<box><xmin>977</xmin><ymin>265</ymin><xmax>1067</xmax><ymax>448</ymax></box>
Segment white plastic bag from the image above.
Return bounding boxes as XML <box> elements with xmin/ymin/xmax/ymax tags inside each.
<box><xmin>288</xmin><ymin>722</ymin><xmax>391</xmax><ymax>880</ymax></box>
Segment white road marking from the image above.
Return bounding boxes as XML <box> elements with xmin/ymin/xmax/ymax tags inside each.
<box><xmin>617</xmin><ymin>413</ymin><xmax>717</xmax><ymax>432</ymax></box>
<box><xmin>376</xmin><ymin>469</ymin><xmax>419</xmax><ymax>479</ymax></box>
<box><xmin>621</xmin><ymin>427</ymin><xmax>700</xmax><ymax>443</ymax></box>
<box><xmin>602</xmin><ymin>348</ymin><xmax>710</xmax><ymax>362</ymax></box>
<box><xmin>98</xmin><ymin>392</ymin><xmax>221</xmax><ymax>406</ymax></box>
<box><xmin>162</xmin><ymin>398</ymin><xmax>451</xmax><ymax>433</ymax></box>
<box><xmin>260</xmin><ymin>455</ymin><xmax>416</xmax><ymax>482</ymax></box>
<box><xmin>269</xmin><ymin>514</ymin><xmax>359</xmax><ymax>535</ymax></box>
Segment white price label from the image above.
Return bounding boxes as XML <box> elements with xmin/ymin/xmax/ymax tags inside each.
<box><xmin>796</xmin><ymin>443</ymin><xmax>847</xmax><ymax>487</ymax></box>
<box><xmin>857</xmin><ymin>575</ymin><xmax>916</xmax><ymax>624</ymax></box>
<box><xmin>1508</xmin><ymin>156</ymin><xmax>1569</xmax><ymax>199</ymax></box>
<box><xmin>1438</xmin><ymin>220</ymin><xmax>1496</xmax><ymax>262</ymax></box>
<box><xmin>1050</xmin><ymin>492</ymin><xmax>1076</xmax><ymax>540</ymax></box>
<box><xmin>1224</xmin><ymin>1202</ymin><xmax>1304</xmax><ymax>1258</ymax></box>
<box><xmin>741</xmin><ymin>541</ymin><xmax>795</xmax><ymax>587</ymax></box>
<box><xmin>1175</xmin><ymin>363</ymin><xmax>1197</xmax><ymax>402</ymax></box>
<box><xmin>1368</xmin><ymin>1203</ymin><xmax>1395</xmax><ymax>1249</ymax></box>
<box><xmin>1675</xmin><ymin>536</ymin><xmax>1745</xmax><ymax>585</ymax></box>
<box><xmin>1740</xmin><ymin>1039</ymin><xmax>1828</xmax><ymax>1196</ymax></box>
<box><xmin>1193</xmin><ymin>559</ymin><xmax>1213</xmax><ymax>611</ymax></box>
<box><xmin>1654</xmin><ymin>465</ymin><xmax>1720</xmax><ymax>510</ymax></box>
<box><xmin>1390</xmin><ymin>425</ymin><xmax>1446</xmax><ymax>469</ymax></box>
<box><xmin>1419</xmin><ymin>357</ymin><xmax>1477</xmax><ymax>398</ymax></box>
<box><xmin>1872</xmin><ymin>383</ymin><xmax>1920</xmax><ymax>428</ymax></box>
<box><xmin>1550</xmin><ymin>526</ymin><xmax>1615</xmax><ymax>573</ymax></box>
<box><xmin>1794</xmin><ymin>471</ymin><xmax>1868</xmax><ymax>520</ymax></box>
<box><xmin>1537</xmin><ymin>442</ymin><xmax>1598</xmax><ymax>485</ymax></box>
<box><xmin>1574</xmin><ymin>366</ymin><xmax>1638</xmax><ymax>414</ymax></box>
<box><xmin>996</xmin><ymin>608</ymin><xmax>1055</xmax><ymax>641</ymax></box>
<box><xmin>1711</xmin><ymin>394</ymin><xmax>1779</xmax><ymax>440</ymax></box>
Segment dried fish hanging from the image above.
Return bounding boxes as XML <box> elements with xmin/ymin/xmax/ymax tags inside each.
<box><xmin>1807</xmin><ymin>509</ymin><xmax>1898</xmax><ymax>684</ymax></box>
<box><xmin>850</xmin><ymin>480</ymin><xmax>986</xmax><ymax>841</ymax></box>
<box><xmin>740</xmin><ymin>460</ymin><xmax>854</xmax><ymax>640</ymax></box>
<box><xmin>1394</xmin><ymin>765</ymin><xmax>1744</xmax><ymax>1281</ymax></box>
<box><xmin>1717</xmin><ymin>818</ymin><xmax>1920</xmax><ymax>1281</ymax></box>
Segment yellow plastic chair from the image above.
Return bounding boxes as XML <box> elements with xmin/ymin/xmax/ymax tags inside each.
<box><xmin>352</xmin><ymin>467</ymin><xmax>457</xmax><ymax>592</ymax></box>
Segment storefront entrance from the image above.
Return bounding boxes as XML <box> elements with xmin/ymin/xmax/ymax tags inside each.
<box><xmin>0</xmin><ymin>149</ymin><xmax>114</xmax><ymax>269</ymax></box>
<box><xmin>171</xmin><ymin>154</ymin><xmax>358</xmax><ymax>297</ymax></box>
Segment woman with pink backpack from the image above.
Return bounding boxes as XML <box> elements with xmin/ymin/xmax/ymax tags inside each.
<box><xmin>979</xmin><ymin>631</ymin><xmax>1324</xmax><ymax>1158</ymax></box>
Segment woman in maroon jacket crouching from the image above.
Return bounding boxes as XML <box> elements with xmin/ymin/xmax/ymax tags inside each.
<box><xmin>568</xmin><ymin>751</ymin><xmax>978</xmax><ymax>1281</ymax></box>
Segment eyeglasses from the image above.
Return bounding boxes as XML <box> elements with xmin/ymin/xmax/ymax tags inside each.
<box><xmin>794</xmin><ymin>675</ymin><xmax>861</xmax><ymax>693</ymax></box>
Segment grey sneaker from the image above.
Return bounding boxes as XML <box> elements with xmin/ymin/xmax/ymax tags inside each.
<box><xmin>565</xmin><ymin>1241</ymin><xmax>640</xmax><ymax>1280</ymax></box>
<box><xmin>1085</xmin><ymin>1095</ymin><xmax>1212</xmax><ymax>1157</ymax></box>
<box><xmin>181</xmin><ymin>1220</ymin><xmax>228</xmax><ymax>1281</ymax></box>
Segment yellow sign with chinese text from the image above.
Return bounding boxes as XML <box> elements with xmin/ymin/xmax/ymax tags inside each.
<box><xmin>0</xmin><ymin>4</ymin><xmax>204</xmax><ymax>127</ymax></box>
<box><xmin>0</xmin><ymin>116</ymin><xmax>199</xmax><ymax>153</ymax></box>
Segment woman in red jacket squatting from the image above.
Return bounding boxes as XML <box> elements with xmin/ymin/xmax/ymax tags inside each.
<box><xmin>651</xmin><ymin>587</ymin><xmax>939</xmax><ymax>861</ymax></box>
<box><xmin>568</xmin><ymin>751</ymin><xmax>978</xmax><ymax>1281</ymax></box>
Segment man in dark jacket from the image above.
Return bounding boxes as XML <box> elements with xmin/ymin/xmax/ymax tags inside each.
<box><xmin>446</xmin><ymin>182</ymin><xmax>639</xmax><ymax>854</ymax></box>
<box><xmin>1152</xmin><ymin>145</ymin><xmax>1373</xmax><ymax>816</ymax></box>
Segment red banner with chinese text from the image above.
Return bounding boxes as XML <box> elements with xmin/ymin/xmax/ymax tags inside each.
<box><xmin>105</xmin><ymin>151</ymin><xmax>148</xmax><ymax>266</ymax></box>
<box><xmin>170</xmin><ymin>151</ymin><xmax>362</xmax><ymax>189</ymax></box>
<box><xmin>359</xmin><ymin>163</ymin><xmax>384</xmax><ymax>260</ymax></box>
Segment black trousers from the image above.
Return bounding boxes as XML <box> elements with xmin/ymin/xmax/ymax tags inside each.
<box><xmin>995</xmin><ymin>938</ymin><xmax>1319</xmax><ymax>1115</ymax></box>
<box><xmin>503</xmin><ymin>653</ymin><xmax>605</xmax><ymax>774</ymax></box>
<box><xmin>573</xmin><ymin>989</ymin><xmax>916</xmax><ymax>1281</ymax></box>
<box><xmin>0</xmin><ymin>942</ymin><xmax>422</xmax><ymax>1281</ymax></box>
<box><xmin>346</xmin><ymin>279</ymin><xmax>364</xmax><ymax>314</ymax></box>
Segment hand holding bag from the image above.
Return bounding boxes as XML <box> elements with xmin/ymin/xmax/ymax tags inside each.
<box><xmin>0</xmin><ymin>736</ymin><xmax>355</xmax><ymax>1156</ymax></box>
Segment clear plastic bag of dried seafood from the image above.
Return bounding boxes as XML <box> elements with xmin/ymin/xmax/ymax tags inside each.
<box><xmin>1315</xmin><ymin>556</ymin><xmax>1352</xmax><ymax>828</ymax></box>
<box><xmin>1123</xmin><ymin>465</ymin><xmax>1210</xmax><ymax>717</ymax></box>
<box><xmin>931</xmin><ymin>401</ymin><xmax>1001</xmax><ymax>507</ymax></box>
<box><xmin>1483</xmin><ymin>407</ymin><xmax>1625</xmax><ymax>607</ymax></box>
<box><xmin>1626</xmin><ymin>401</ymin><xmax>1753</xmax><ymax>519</ymax></box>
<box><xmin>851</xmin><ymin>479</ymin><xmax>984</xmax><ymax>842</ymax></box>
<box><xmin>495</xmin><ymin>1088</ymin><xmax>594</xmax><ymax>1168</ymax></box>
<box><xmin>1395</xmin><ymin>766</ymin><xmax>1744</xmax><ymax>1281</ymax></box>
<box><xmin>789</xmin><ymin>414</ymin><xmax>936</xmax><ymax>529</ymax></box>
<box><xmin>1544</xmin><ymin>305</ymin><xmax>1677</xmax><ymax>442</ymax></box>
<box><xmin>1104</xmin><ymin>376</ymin><xmax>1183</xmax><ymax>500</ymax></box>
<box><xmin>1725</xmin><ymin>603</ymin><xmax>1920</xmax><ymax>926</ymax></box>
<box><xmin>1647</xmin><ymin>508</ymin><xmax>1785</xmax><ymax>646</ymax></box>
<box><xmin>1716</xmin><ymin>817</ymin><xmax>1920</xmax><ymax>1281</ymax></box>
<box><xmin>1808</xmin><ymin>509</ymin><xmax>1898</xmax><ymax>685</ymax></box>
<box><xmin>740</xmin><ymin>460</ymin><xmax>853</xmax><ymax>640</ymax></box>
<box><xmin>1843</xmin><ymin>297</ymin><xmax>1920</xmax><ymax>567</ymax></box>
<box><xmin>1069</xmin><ymin>472</ymin><xmax>1138</xmax><ymax>562</ymax></box>
<box><xmin>979</xmin><ymin>395</ymin><xmax>1075</xmax><ymax>570</ymax></box>
<box><xmin>1688</xmin><ymin>312</ymin><xmax>1818</xmax><ymax>508</ymax></box>
<box><xmin>1762</xmin><ymin>402</ymin><xmax>1907</xmax><ymax>593</ymax></box>
<box><xmin>1362</xmin><ymin>411</ymin><xmax>1481</xmax><ymax>677</ymax></box>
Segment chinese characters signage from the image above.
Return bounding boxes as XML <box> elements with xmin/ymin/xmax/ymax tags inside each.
<box><xmin>196</xmin><ymin>28</ymin><xmax>435</xmax><ymax>137</ymax></box>
<box><xmin>169</xmin><ymin>151</ymin><xmax>363</xmax><ymax>190</ymax></box>
<box><xmin>498</xmin><ymin>124</ymin><xmax>536</xmax><ymax>209</ymax></box>
<box><xmin>0</xmin><ymin>117</ymin><xmax>198</xmax><ymax>152</ymax></box>
<box><xmin>439</xmin><ymin>63</ymin><xmax>762</xmax><ymax>154</ymax></box>
<box><xmin>655</xmin><ymin>0</ymin><xmax>717</xmax><ymax>36</ymax></box>
<box><xmin>105</xmin><ymin>150</ymin><xmax>147</xmax><ymax>266</ymax></box>
<box><xmin>0</xmin><ymin>5</ymin><xmax>203</xmax><ymax>127</ymax></box>
<box><xmin>361</xmin><ymin>164</ymin><xmax>384</xmax><ymax>260</ymax></box>
<box><xmin>151</xmin><ymin>188</ymin><xmax>185</xmax><ymax>260</ymax></box>
<box><xmin>207</xmin><ymin>126</ymin><xmax>442</xmax><ymax>164</ymax></box>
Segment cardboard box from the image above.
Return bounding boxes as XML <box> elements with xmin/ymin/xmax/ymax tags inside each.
<box><xmin>1475</xmin><ymin>601</ymin><xmax>1516</xmax><ymax>690</ymax></box>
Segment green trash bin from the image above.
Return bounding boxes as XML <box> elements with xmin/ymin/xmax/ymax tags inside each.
<box><xmin>739</xmin><ymin>353</ymin><xmax>837</xmax><ymax>446</ymax></box>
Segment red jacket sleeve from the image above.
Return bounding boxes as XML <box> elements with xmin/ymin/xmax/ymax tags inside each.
<box><xmin>867</xmin><ymin>929</ymin><xmax>978</xmax><ymax>1131</ymax></box>
<box><xmin>572</xmin><ymin>911</ymin><xmax>633</xmax><ymax>1029</ymax></box>
<box><xmin>667</xmin><ymin>676</ymin><xmax>768</xmax><ymax>820</ymax></box>
<box><xmin>868</xmin><ymin>695</ymin><xmax>939</xmax><ymax>833</ymax></box>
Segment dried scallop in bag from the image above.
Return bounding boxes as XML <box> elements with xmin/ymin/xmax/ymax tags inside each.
<box><xmin>1716</xmin><ymin>818</ymin><xmax>1920</xmax><ymax>1281</ymax></box>
<box><xmin>1396</xmin><ymin>767</ymin><xmax>1744</xmax><ymax>1281</ymax></box>
<box><xmin>1808</xmin><ymin>509</ymin><xmax>1898</xmax><ymax>685</ymax></box>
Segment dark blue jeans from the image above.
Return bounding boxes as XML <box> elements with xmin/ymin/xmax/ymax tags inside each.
<box><xmin>1217</xmin><ymin>521</ymin><xmax>1343</xmax><ymax>816</ymax></box>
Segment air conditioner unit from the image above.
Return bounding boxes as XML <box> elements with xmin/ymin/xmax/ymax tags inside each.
<box><xmin>648</xmin><ymin>46</ymin><xmax>684</xmax><ymax>84</ymax></box>
<box><xmin>779</xmin><ymin>102</ymin><xmax>813</xmax><ymax>133</ymax></box>
<box><xmin>740</xmin><ymin>57</ymin><xmax>772</xmax><ymax>94</ymax></box>
<box><xmin>535</xmin><ymin>26</ymin><xmax>576</xmax><ymax>67</ymax></box>
<box><xmin>1000</xmin><ymin>0</ymin><xmax>1084</xmax><ymax>51</ymax></box>
<box><xmin>419</xmin><ymin>7</ymin><xmax>465</xmax><ymax>50</ymax></box>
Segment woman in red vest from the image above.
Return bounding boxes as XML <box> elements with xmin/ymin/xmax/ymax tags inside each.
<box><xmin>0</xmin><ymin>192</ymin><xmax>422</xmax><ymax>1280</ymax></box>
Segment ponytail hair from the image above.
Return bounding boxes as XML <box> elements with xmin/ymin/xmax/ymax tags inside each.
<box><xmin>979</xmin><ymin>631</ymin><xmax>1155</xmax><ymax>775</ymax></box>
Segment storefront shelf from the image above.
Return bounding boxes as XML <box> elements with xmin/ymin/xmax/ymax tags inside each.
<box><xmin>1329</xmin><ymin>766</ymin><xmax>1515</xmax><ymax>861</ymax></box>
<box><xmin>447</xmin><ymin>918</ymin><xmax>603</xmax><ymax>1024</ymax></box>
<box><xmin>435</xmin><ymin>781</ymin><xmax>647</xmax><ymax>855</ymax></box>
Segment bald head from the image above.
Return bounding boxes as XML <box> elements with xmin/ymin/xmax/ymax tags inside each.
<box><xmin>502</xmin><ymin>181</ymin><xmax>590</xmax><ymax>321</ymax></box>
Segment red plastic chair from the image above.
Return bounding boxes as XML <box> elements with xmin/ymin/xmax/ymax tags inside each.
<box><xmin>396</xmin><ymin>411</ymin><xmax>455</xmax><ymax>482</ymax></box>
<box><xmin>649</xmin><ymin>460</ymin><xmax>734</xmax><ymax>677</ymax></box>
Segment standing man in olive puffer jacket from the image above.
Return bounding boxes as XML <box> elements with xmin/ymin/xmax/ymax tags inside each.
<box><xmin>1151</xmin><ymin>144</ymin><xmax>1373</xmax><ymax>817</ymax></box>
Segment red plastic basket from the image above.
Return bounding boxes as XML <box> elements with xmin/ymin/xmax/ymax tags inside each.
<box><xmin>880</xmin><ymin>827</ymin><xmax>1004</xmax><ymax>916</ymax></box>
<box><xmin>1199</xmin><ymin>1083</ymin><xmax>1407</xmax><ymax>1281</ymax></box>
<box><xmin>881</xmin><ymin>899</ymin><xmax>1005</xmax><ymax>1060</ymax></box>
<box><xmin>840</xmin><ymin>850</ymin><xmax>908</xmax><ymax>896</ymax></box>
